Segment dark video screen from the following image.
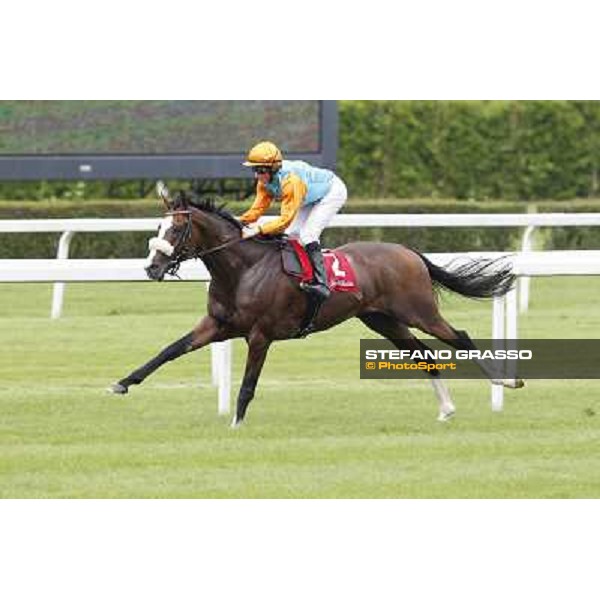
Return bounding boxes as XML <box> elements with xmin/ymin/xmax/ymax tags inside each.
<box><xmin>0</xmin><ymin>100</ymin><xmax>322</xmax><ymax>155</ymax></box>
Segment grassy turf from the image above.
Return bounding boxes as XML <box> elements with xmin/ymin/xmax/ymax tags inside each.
<box><xmin>1</xmin><ymin>277</ymin><xmax>600</xmax><ymax>498</ymax></box>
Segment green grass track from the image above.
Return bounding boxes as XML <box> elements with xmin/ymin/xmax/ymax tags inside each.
<box><xmin>1</xmin><ymin>277</ymin><xmax>600</xmax><ymax>498</ymax></box>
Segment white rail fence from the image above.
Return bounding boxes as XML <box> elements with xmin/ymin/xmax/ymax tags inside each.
<box><xmin>2</xmin><ymin>214</ymin><xmax>600</xmax><ymax>414</ymax></box>
<box><xmin>3</xmin><ymin>212</ymin><xmax>600</xmax><ymax>318</ymax></box>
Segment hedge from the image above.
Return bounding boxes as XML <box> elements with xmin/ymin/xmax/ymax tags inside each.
<box><xmin>0</xmin><ymin>199</ymin><xmax>170</xmax><ymax>260</ymax></box>
<box><xmin>3</xmin><ymin>198</ymin><xmax>600</xmax><ymax>259</ymax></box>
<box><xmin>338</xmin><ymin>100</ymin><xmax>600</xmax><ymax>200</ymax></box>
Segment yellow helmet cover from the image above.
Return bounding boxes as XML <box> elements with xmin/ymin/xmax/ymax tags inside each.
<box><xmin>243</xmin><ymin>141</ymin><xmax>283</xmax><ymax>167</ymax></box>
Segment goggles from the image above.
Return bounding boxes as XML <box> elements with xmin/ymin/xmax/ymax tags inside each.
<box><xmin>252</xmin><ymin>166</ymin><xmax>272</xmax><ymax>175</ymax></box>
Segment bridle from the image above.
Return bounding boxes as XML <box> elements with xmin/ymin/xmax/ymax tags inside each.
<box><xmin>166</xmin><ymin>209</ymin><xmax>193</xmax><ymax>254</ymax></box>
<box><xmin>162</xmin><ymin>209</ymin><xmax>246</xmax><ymax>277</ymax></box>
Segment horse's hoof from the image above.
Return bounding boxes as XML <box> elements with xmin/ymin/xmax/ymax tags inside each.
<box><xmin>437</xmin><ymin>410</ymin><xmax>455</xmax><ymax>422</ymax></box>
<box><xmin>108</xmin><ymin>382</ymin><xmax>128</xmax><ymax>394</ymax></box>
<box><xmin>504</xmin><ymin>378</ymin><xmax>525</xmax><ymax>389</ymax></box>
<box><xmin>493</xmin><ymin>378</ymin><xmax>526</xmax><ymax>389</ymax></box>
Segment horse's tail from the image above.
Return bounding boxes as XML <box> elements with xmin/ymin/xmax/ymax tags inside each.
<box><xmin>413</xmin><ymin>250</ymin><xmax>516</xmax><ymax>299</ymax></box>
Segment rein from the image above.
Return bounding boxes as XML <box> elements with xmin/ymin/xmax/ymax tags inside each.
<box><xmin>195</xmin><ymin>236</ymin><xmax>246</xmax><ymax>259</ymax></box>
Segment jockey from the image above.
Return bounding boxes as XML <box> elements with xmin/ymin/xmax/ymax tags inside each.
<box><xmin>238</xmin><ymin>140</ymin><xmax>348</xmax><ymax>301</ymax></box>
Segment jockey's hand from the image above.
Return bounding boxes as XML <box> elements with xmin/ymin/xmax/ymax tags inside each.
<box><xmin>242</xmin><ymin>224</ymin><xmax>261</xmax><ymax>239</ymax></box>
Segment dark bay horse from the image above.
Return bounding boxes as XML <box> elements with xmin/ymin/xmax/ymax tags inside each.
<box><xmin>109</xmin><ymin>190</ymin><xmax>524</xmax><ymax>426</ymax></box>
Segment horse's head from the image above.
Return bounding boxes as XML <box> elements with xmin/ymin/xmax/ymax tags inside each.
<box><xmin>144</xmin><ymin>185</ymin><xmax>243</xmax><ymax>281</ymax></box>
<box><xmin>145</xmin><ymin>189</ymin><xmax>196</xmax><ymax>281</ymax></box>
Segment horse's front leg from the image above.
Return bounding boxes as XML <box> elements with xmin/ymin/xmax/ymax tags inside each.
<box><xmin>231</xmin><ymin>329</ymin><xmax>272</xmax><ymax>428</ymax></box>
<box><xmin>109</xmin><ymin>315</ymin><xmax>224</xmax><ymax>394</ymax></box>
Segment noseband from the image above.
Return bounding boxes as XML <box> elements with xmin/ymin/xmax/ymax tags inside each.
<box><xmin>145</xmin><ymin>210</ymin><xmax>193</xmax><ymax>277</ymax></box>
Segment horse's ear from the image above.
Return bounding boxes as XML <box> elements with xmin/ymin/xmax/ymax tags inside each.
<box><xmin>156</xmin><ymin>181</ymin><xmax>173</xmax><ymax>210</ymax></box>
<box><xmin>179</xmin><ymin>191</ymin><xmax>189</xmax><ymax>210</ymax></box>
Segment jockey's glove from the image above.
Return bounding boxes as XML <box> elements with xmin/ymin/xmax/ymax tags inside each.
<box><xmin>242</xmin><ymin>224</ymin><xmax>261</xmax><ymax>239</ymax></box>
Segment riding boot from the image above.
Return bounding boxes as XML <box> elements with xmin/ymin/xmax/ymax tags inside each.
<box><xmin>296</xmin><ymin>241</ymin><xmax>330</xmax><ymax>338</ymax></box>
<box><xmin>301</xmin><ymin>241</ymin><xmax>331</xmax><ymax>300</ymax></box>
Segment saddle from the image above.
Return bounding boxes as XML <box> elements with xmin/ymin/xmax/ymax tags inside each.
<box><xmin>281</xmin><ymin>238</ymin><xmax>360</xmax><ymax>293</ymax></box>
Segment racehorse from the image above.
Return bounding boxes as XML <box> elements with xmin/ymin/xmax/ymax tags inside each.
<box><xmin>109</xmin><ymin>188</ymin><xmax>524</xmax><ymax>426</ymax></box>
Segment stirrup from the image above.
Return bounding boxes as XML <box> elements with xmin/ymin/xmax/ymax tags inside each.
<box><xmin>299</xmin><ymin>281</ymin><xmax>330</xmax><ymax>300</ymax></box>
<box><xmin>294</xmin><ymin>322</ymin><xmax>316</xmax><ymax>338</ymax></box>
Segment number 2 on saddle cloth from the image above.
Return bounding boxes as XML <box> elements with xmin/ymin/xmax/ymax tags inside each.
<box><xmin>281</xmin><ymin>238</ymin><xmax>360</xmax><ymax>336</ymax></box>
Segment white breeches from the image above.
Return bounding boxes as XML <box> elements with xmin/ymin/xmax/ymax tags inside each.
<box><xmin>285</xmin><ymin>175</ymin><xmax>348</xmax><ymax>245</ymax></box>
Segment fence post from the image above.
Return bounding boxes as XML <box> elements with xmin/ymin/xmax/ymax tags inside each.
<box><xmin>491</xmin><ymin>294</ymin><xmax>506</xmax><ymax>411</ymax></box>
<box><xmin>505</xmin><ymin>284</ymin><xmax>519</xmax><ymax>385</ymax></box>
<box><xmin>204</xmin><ymin>280</ymin><xmax>232</xmax><ymax>414</ymax></box>
<box><xmin>51</xmin><ymin>231</ymin><xmax>74</xmax><ymax>319</ymax></box>
<box><xmin>519</xmin><ymin>225</ymin><xmax>536</xmax><ymax>313</ymax></box>
<box><xmin>217</xmin><ymin>341</ymin><xmax>232</xmax><ymax>415</ymax></box>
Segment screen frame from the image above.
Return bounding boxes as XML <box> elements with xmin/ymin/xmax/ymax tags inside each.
<box><xmin>0</xmin><ymin>100</ymin><xmax>338</xmax><ymax>180</ymax></box>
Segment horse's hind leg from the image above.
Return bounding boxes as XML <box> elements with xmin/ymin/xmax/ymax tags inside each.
<box><xmin>359</xmin><ymin>313</ymin><xmax>455</xmax><ymax>421</ymax></box>
<box><xmin>109</xmin><ymin>315</ymin><xmax>225</xmax><ymax>394</ymax></box>
<box><xmin>415</xmin><ymin>314</ymin><xmax>524</xmax><ymax>389</ymax></box>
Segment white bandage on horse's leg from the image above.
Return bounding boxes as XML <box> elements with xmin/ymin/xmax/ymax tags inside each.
<box><xmin>431</xmin><ymin>377</ymin><xmax>455</xmax><ymax>421</ymax></box>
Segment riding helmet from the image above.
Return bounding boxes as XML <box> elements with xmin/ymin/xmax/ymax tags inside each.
<box><xmin>243</xmin><ymin>141</ymin><xmax>283</xmax><ymax>169</ymax></box>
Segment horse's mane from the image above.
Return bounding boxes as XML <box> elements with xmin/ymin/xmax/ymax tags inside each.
<box><xmin>177</xmin><ymin>191</ymin><xmax>243</xmax><ymax>231</ymax></box>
